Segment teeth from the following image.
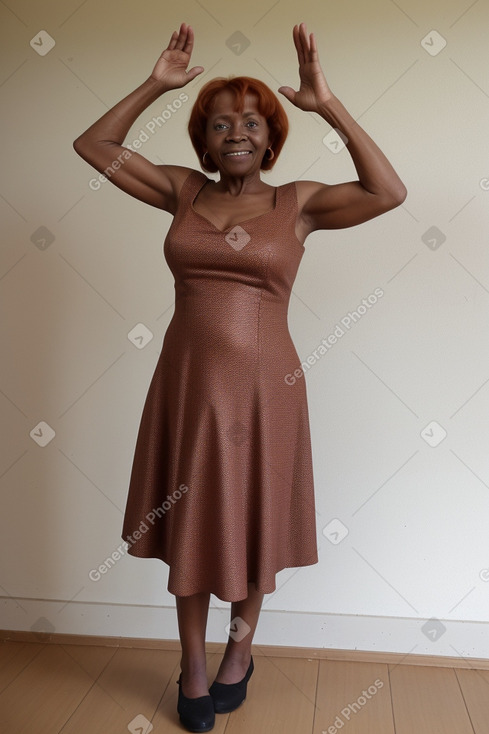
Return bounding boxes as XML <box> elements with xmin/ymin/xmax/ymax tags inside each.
<box><xmin>226</xmin><ymin>151</ymin><xmax>250</xmax><ymax>156</ymax></box>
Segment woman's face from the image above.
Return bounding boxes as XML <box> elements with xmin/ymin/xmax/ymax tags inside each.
<box><xmin>204</xmin><ymin>90</ymin><xmax>271</xmax><ymax>176</ymax></box>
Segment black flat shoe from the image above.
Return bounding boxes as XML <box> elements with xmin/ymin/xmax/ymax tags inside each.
<box><xmin>176</xmin><ymin>675</ymin><xmax>215</xmax><ymax>732</ymax></box>
<box><xmin>208</xmin><ymin>656</ymin><xmax>254</xmax><ymax>714</ymax></box>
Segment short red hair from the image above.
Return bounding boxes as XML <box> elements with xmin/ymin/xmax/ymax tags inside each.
<box><xmin>187</xmin><ymin>76</ymin><xmax>289</xmax><ymax>173</ymax></box>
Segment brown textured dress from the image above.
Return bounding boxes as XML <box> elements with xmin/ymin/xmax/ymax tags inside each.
<box><xmin>121</xmin><ymin>169</ymin><xmax>318</xmax><ymax>601</ymax></box>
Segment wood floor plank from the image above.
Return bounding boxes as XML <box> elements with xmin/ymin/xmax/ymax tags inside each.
<box><xmin>0</xmin><ymin>644</ymin><xmax>94</xmax><ymax>734</ymax></box>
<box><xmin>313</xmin><ymin>660</ymin><xmax>395</xmax><ymax>734</ymax></box>
<box><xmin>389</xmin><ymin>664</ymin><xmax>475</xmax><ymax>734</ymax></box>
<box><xmin>216</xmin><ymin>655</ymin><xmax>318</xmax><ymax>734</ymax></box>
<box><xmin>61</xmin><ymin>643</ymin><xmax>116</xmax><ymax>681</ymax></box>
<box><xmin>1</xmin><ymin>640</ymin><xmax>487</xmax><ymax>733</ymax></box>
<box><xmin>0</xmin><ymin>641</ymin><xmax>44</xmax><ymax>694</ymax></box>
<box><xmin>456</xmin><ymin>668</ymin><xmax>489</xmax><ymax>734</ymax></box>
<box><xmin>59</xmin><ymin>647</ymin><xmax>179</xmax><ymax>733</ymax></box>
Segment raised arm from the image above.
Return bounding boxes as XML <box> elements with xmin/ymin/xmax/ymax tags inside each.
<box><xmin>73</xmin><ymin>23</ymin><xmax>204</xmax><ymax>212</ymax></box>
<box><xmin>278</xmin><ymin>23</ymin><xmax>407</xmax><ymax>233</ymax></box>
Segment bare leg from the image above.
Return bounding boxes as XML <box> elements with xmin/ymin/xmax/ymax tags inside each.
<box><xmin>176</xmin><ymin>591</ymin><xmax>211</xmax><ymax>698</ymax></box>
<box><xmin>214</xmin><ymin>582</ymin><xmax>264</xmax><ymax>684</ymax></box>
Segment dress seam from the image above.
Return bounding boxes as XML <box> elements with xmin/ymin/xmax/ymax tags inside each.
<box><xmin>256</xmin><ymin>248</ymin><xmax>273</xmax><ymax>373</ymax></box>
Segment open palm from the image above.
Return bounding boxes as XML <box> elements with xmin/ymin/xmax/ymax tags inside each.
<box><xmin>150</xmin><ymin>22</ymin><xmax>203</xmax><ymax>89</ymax></box>
<box><xmin>279</xmin><ymin>23</ymin><xmax>333</xmax><ymax>112</ymax></box>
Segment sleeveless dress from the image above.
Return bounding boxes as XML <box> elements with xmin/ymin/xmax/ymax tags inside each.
<box><xmin>121</xmin><ymin>169</ymin><xmax>318</xmax><ymax>602</ymax></box>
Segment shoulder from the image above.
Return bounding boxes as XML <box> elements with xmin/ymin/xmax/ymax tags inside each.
<box><xmin>281</xmin><ymin>179</ymin><xmax>333</xmax><ymax>240</ymax></box>
<box><xmin>156</xmin><ymin>165</ymin><xmax>208</xmax><ymax>194</ymax></box>
<box><xmin>154</xmin><ymin>166</ymin><xmax>209</xmax><ymax>213</ymax></box>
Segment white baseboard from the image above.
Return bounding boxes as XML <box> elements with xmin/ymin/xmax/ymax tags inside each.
<box><xmin>2</xmin><ymin>596</ymin><xmax>488</xmax><ymax>662</ymax></box>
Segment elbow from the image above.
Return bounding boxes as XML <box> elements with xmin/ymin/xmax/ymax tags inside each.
<box><xmin>384</xmin><ymin>182</ymin><xmax>407</xmax><ymax>211</ymax></box>
<box><xmin>73</xmin><ymin>134</ymin><xmax>96</xmax><ymax>158</ymax></box>
<box><xmin>395</xmin><ymin>182</ymin><xmax>408</xmax><ymax>205</ymax></box>
<box><xmin>73</xmin><ymin>135</ymin><xmax>86</xmax><ymax>157</ymax></box>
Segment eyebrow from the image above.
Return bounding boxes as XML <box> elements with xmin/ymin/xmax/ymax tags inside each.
<box><xmin>210</xmin><ymin>111</ymin><xmax>259</xmax><ymax>120</ymax></box>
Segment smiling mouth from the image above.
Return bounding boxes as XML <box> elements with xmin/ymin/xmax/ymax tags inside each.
<box><xmin>224</xmin><ymin>150</ymin><xmax>252</xmax><ymax>157</ymax></box>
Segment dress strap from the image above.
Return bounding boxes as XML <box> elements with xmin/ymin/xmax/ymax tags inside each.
<box><xmin>179</xmin><ymin>169</ymin><xmax>209</xmax><ymax>204</ymax></box>
<box><xmin>278</xmin><ymin>181</ymin><xmax>299</xmax><ymax>220</ymax></box>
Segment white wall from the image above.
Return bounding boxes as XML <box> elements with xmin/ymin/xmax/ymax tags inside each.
<box><xmin>1</xmin><ymin>0</ymin><xmax>489</xmax><ymax>661</ymax></box>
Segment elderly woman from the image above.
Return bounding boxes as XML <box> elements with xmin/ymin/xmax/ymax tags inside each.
<box><xmin>73</xmin><ymin>22</ymin><xmax>406</xmax><ymax>733</ymax></box>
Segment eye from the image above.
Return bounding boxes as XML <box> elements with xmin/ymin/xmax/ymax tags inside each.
<box><xmin>214</xmin><ymin>122</ymin><xmax>228</xmax><ymax>130</ymax></box>
<box><xmin>246</xmin><ymin>120</ymin><xmax>258</xmax><ymax>128</ymax></box>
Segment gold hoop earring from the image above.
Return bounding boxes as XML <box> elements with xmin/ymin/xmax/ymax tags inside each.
<box><xmin>202</xmin><ymin>151</ymin><xmax>210</xmax><ymax>165</ymax></box>
<box><xmin>265</xmin><ymin>147</ymin><xmax>274</xmax><ymax>161</ymax></box>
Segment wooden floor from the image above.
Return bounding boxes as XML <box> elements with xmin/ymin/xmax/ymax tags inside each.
<box><xmin>1</xmin><ymin>640</ymin><xmax>489</xmax><ymax>733</ymax></box>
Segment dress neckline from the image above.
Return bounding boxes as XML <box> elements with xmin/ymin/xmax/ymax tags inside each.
<box><xmin>190</xmin><ymin>173</ymin><xmax>279</xmax><ymax>234</ymax></box>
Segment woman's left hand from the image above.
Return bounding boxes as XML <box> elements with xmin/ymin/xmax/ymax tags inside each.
<box><xmin>278</xmin><ymin>23</ymin><xmax>333</xmax><ymax>112</ymax></box>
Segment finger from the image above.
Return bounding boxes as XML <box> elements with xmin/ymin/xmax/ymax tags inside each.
<box><xmin>174</xmin><ymin>22</ymin><xmax>189</xmax><ymax>51</ymax></box>
<box><xmin>186</xmin><ymin>65</ymin><xmax>204</xmax><ymax>82</ymax></box>
<box><xmin>296</xmin><ymin>23</ymin><xmax>308</xmax><ymax>64</ymax></box>
<box><xmin>298</xmin><ymin>22</ymin><xmax>310</xmax><ymax>58</ymax></box>
<box><xmin>309</xmin><ymin>31</ymin><xmax>319</xmax><ymax>61</ymax></box>
<box><xmin>183</xmin><ymin>24</ymin><xmax>195</xmax><ymax>55</ymax></box>
<box><xmin>178</xmin><ymin>24</ymin><xmax>188</xmax><ymax>50</ymax></box>
<box><xmin>293</xmin><ymin>24</ymin><xmax>305</xmax><ymax>66</ymax></box>
<box><xmin>277</xmin><ymin>85</ymin><xmax>296</xmax><ymax>104</ymax></box>
<box><xmin>168</xmin><ymin>29</ymin><xmax>179</xmax><ymax>51</ymax></box>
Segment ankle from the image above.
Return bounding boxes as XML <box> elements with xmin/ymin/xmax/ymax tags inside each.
<box><xmin>180</xmin><ymin>656</ymin><xmax>207</xmax><ymax>674</ymax></box>
<box><xmin>222</xmin><ymin>647</ymin><xmax>251</xmax><ymax>663</ymax></box>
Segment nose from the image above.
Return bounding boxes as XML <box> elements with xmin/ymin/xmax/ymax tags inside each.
<box><xmin>225</xmin><ymin>124</ymin><xmax>247</xmax><ymax>142</ymax></box>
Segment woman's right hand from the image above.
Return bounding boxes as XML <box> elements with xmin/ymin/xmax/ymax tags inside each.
<box><xmin>150</xmin><ymin>23</ymin><xmax>204</xmax><ymax>89</ymax></box>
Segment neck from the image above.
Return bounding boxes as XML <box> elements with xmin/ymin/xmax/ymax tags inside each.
<box><xmin>215</xmin><ymin>171</ymin><xmax>266</xmax><ymax>197</ymax></box>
